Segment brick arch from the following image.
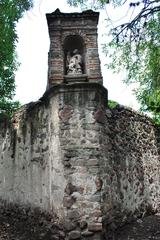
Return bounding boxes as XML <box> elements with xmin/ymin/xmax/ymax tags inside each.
<box><xmin>62</xmin><ymin>30</ymin><xmax>89</xmax><ymax>46</ymax></box>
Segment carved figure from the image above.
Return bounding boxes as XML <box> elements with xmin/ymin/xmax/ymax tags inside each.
<box><xmin>66</xmin><ymin>49</ymin><xmax>82</xmax><ymax>75</ymax></box>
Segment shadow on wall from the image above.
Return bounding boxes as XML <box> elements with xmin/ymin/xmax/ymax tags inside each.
<box><xmin>101</xmin><ymin>106</ymin><xmax>160</xmax><ymax>235</ymax></box>
<box><xmin>155</xmin><ymin>125</ymin><xmax>160</xmax><ymax>156</ymax></box>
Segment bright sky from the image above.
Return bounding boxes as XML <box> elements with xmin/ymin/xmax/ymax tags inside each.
<box><xmin>15</xmin><ymin>0</ymin><xmax>140</xmax><ymax>109</ymax></box>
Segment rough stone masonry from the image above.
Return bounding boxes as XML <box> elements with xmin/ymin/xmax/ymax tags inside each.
<box><xmin>0</xmin><ymin>9</ymin><xmax>160</xmax><ymax>240</ymax></box>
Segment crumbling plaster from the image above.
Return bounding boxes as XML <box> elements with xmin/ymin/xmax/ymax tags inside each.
<box><xmin>0</xmin><ymin>83</ymin><xmax>159</xmax><ymax>239</ymax></box>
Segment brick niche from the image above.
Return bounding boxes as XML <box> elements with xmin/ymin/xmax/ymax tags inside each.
<box><xmin>46</xmin><ymin>9</ymin><xmax>103</xmax><ymax>88</ymax></box>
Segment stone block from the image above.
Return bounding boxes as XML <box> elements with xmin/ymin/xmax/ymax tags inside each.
<box><xmin>90</xmin><ymin>210</ymin><xmax>102</xmax><ymax>218</ymax></box>
<box><xmin>80</xmin><ymin>220</ymin><xmax>88</xmax><ymax>230</ymax></box>
<box><xmin>63</xmin><ymin>196</ymin><xmax>75</xmax><ymax>208</ymax></box>
<box><xmin>88</xmin><ymin>223</ymin><xmax>102</xmax><ymax>232</ymax></box>
<box><xmin>65</xmin><ymin>183</ymin><xmax>77</xmax><ymax>195</ymax></box>
<box><xmin>81</xmin><ymin>230</ymin><xmax>94</xmax><ymax>237</ymax></box>
<box><xmin>64</xmin><ymin>220</ymin><xmax>76</xmax><ymax>231</ymax></box>
<box><xmin>68</xmin><ymin>230</ymin><xmax>81</xmax><ymax>239</ymax></box>
<box><xmin>86</xmin><ymin>159</ymin><xmax>99</xmax><ymax>166</ymax></box>
<box><xmin>68</xmin><ymin>210</ymin><xmax>80</xmax><ymax>220</ymax></box>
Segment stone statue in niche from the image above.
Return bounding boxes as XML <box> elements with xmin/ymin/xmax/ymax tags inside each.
<box><xmin>66</xmin><ymin>49</ymin><xmax>82</xmax><ymax>75</ymax></box>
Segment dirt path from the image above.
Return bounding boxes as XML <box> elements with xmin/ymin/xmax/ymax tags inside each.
<box><xmin>0</xmin><ymin>205</ymin><xmax>64</xmax><ymax>240</ymax></box>
<box><xmin>108</xmin><ymin>214</ymin><xmax>160</xmax><ymax>240</ymax></box>
<box><xmin>0</xmin><ymin>205</ymin><xmax>160</xmax><ymax>239</ymax></box>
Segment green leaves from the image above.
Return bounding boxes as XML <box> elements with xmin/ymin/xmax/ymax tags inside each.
<box><xmin>103</xmin><ymin>3</ymin><xmax>160</xmax><ymax>124</ymax></box>
<box><xmin>108</xmin><ymin>100</ymin><xmax>118</xmax><ymax>109</ymax></box>
<box><xmin>67</xmin><ymin>0</ymin><xmax>109</xmax><ymax>9</ymax></box>
<box><xmin>105</xmin><ymin>13</ymin><xmax>160</xmax><ymax>122</ymax></box>
<box><xmin>0</xmin><ymin>0</ymin><xmax>32</xmax><ymax>118</ymax></box>
<box><xmin>68</xmin><ymin>0</ymin><xmax>160</xmax><ymax>124</ymax></box>
<box><xmin>0</xmin><ymin>99</ymin><xmax>21</xmax><ymax>119</ymax></box>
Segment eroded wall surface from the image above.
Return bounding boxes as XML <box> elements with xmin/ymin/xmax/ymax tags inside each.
<box><xmin>0</xmin><ymin>83</ymin><xmax>107</xmax><ymax>239</ymax></box>
<box><xmin>0</xmin><ymin>89</ymin><xmax>66</xmax><ymax>216</ymax></box>
<box><xmin>0</xmin><ymin>83</ymin><xmax>160</xmax><ymax>239</ymax></box>
<box><xmin>100</xmin><ymin>107</ymin><xmax>160</xmax><ymax>234</ymax></box>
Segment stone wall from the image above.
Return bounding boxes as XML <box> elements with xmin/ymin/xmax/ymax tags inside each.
<box><xmin>0</xmin><ymin>92</ymin><xmax>66</xmax><ymax>216</ymax></box>
<box><xmin>100</xmin><ymin>106</ymin><xmax>160</xmax><ymax>236</ymax></box>
<box><xmin>0</xmin><ymin>83</ymin><xmax>160</xmax><ymax>239</ymax></box>
<box><xmin>0</xmin><ymin>83</ymin><xmax>107</xmax><ymax>239</ymax></box>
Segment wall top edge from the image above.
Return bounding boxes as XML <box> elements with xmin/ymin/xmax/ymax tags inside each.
<box><xmin>46</xmin><ymin>9</ymin><xmax>99</xmax><ymax>22</ymax></box>
<box><xmin>42</xmin><ymin>82</ymin><xmax>108</xmax><ymax>100</ymax></box>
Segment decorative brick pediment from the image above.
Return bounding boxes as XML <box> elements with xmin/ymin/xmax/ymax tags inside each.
<box><xmin>46</xmin><ymin>9</ymin><xmax>103</xmax><ymax>88</ymax></box>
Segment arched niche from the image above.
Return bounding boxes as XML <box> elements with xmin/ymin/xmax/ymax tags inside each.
<box><xmin>63</xmin><ymin>35</ymin><xmax>86</xmax><ymax>75</ymax></box>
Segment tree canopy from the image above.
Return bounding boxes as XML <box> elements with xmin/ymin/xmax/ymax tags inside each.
<box><xmin>68</xmin><ymin>0</ymin><xmax>160</xmax><ymax>124</ymax></box>
<box><xmin>0</xmin><ymin>0</ymin><xmax>32</xmax><ymax>118</ymax></box>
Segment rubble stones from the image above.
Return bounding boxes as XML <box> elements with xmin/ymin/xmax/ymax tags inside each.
<box><xmin>67</xmin><ymin>210</ymin><xmax>80</xmax><ymax>221</ymax></box>
<box><xmin>88</xmin><ymin>223</ymin><xmax>103</xmax><ymax>232</ymax></box>
<box><xmin>81</xmin><ymin>230</ymin><xmax>94</xmax><ymax>237</ymax></box>
<box><xmin>64</xmin><ymin>220</ymin><xmax>77</xmax><ymax>231</ymax></box>
<box><xmin>68</xmin><ymin>230</ymin><xmax>81</xmax><ymax>239</ymax></box>
<box><xmin>94</xmin><ymin>109</ymin><xmax>106</xmax><ymax>124</ymax></box>
<box><xmin>59</xmin><ymin>105</ymin><xmax>74</xmax><ymax>123</ymax></box>
<box><xmin>63</xmin><ymin>196</ymin><xmax>75</xmax><ymax>208</ymax></box>
<box><xmin>80</xmin><ymin>220</ymin><xmax>88</xmax><ymax>230</ymax></box>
